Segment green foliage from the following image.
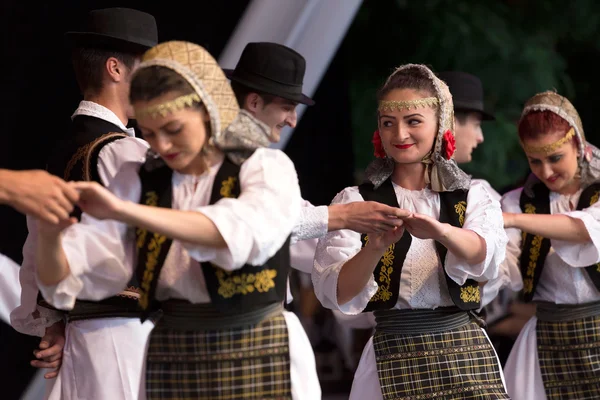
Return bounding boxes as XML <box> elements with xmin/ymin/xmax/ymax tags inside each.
<box><xmin>344</xmin><ymin>0</ymin><xmax>600</xmax><ymax>191</ymax></box>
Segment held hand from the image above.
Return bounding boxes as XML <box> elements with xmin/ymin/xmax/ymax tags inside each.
<box><xmin>72</xmin><ymin>181</ymin><xmax>125</xmax><ymax>221</ymax></box>
<box><xmin>333</xmin><ymin>201</ymin><xmax>412</xmax><ymax>233</ymax></box>
<box><xmin>365</xmin><ymin>224</ymin><xmax>406</xmax><ymax>252</ymax></box>
<box><xmin>402</xmin><ymin>213</ymin><xmax>450</xmax><ymax>241</ymax></box>
<box><xmin>2</xmin><ymin>170</ymin><xmax>79</xmax><ymax>224</ymax></box>
<box><xmin>31</xmin><ymin>321</ymin><xmax>65</xmax><ymax>379</ymax></box>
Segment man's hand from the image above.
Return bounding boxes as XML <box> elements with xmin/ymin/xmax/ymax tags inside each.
<box><xmin>0</xmin><ymin>169</ymin><xmax>79</xmax><ymax>224</ymax></box>
<box><xmin>329</xmin><ymin>201</ymin><xmax>410</xmax><ymax>233</ymax></box>
<box><xmin>31</xmin><ymin>321</ymin><xmax>65</xmax><ymax>379</ymax></box>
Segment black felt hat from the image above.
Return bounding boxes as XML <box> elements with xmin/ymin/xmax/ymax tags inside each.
<box><xmin>438</xmin><ymin>71</ymin><xmax>495</xmax><ymax>121</ymax></box>
<box><xmin>224</xmin><ymin>42</ymin><xmax>314</xmax><ymax>106</ymax></box>
<box><xmin>65</xmin><ymin>8</ymin><xmax>158</xmax><ymax>54</ymax></box>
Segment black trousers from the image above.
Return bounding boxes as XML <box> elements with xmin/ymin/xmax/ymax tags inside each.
<box><xmin>0</xmin><ymin>321</ymin><xmax>39</xmax><ymax>400</ymax></box>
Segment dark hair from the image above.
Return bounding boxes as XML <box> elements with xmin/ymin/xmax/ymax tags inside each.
<box><xmin>71</xmin><ymin>47</ymin><xmax>140</xmax><ymax>95</ymax></box>
<box><xmin>130</xmin><ymin>65</ymin><xmax>196</xmax><ymax>103</ymax></box>
<box><xmin>230</xmin><ymin>81</ymin><xmax>276</xmax><ymax>108</ymax></box>
<box><xmin>518</xmin><ymin>110</ymin><xmax>571</xmax><ymax>141</ymax></box>
<box><xmin>377</xmin><ymin>67</ymin><xmax>437</xmax><ymax>102</ymax></box>
<box><xmin>455</xmin><ymin>110</ymin><xmax>482</xmax><ymax>125</ymax></box>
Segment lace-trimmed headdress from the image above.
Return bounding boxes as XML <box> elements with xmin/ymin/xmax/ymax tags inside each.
<box><xmin>134</xmin><ymin>41</ymin><xmax>271</xmax><ymax>165</ymax></box>
<box><xmin>365</xmin><ymin>64</ymin><xmax>471</xmax><ymax>192</ymax></box>
<box><xmin>520</xmin><ymin>91</ymin><xmax>600</xmax><ymax>192</ymax></box>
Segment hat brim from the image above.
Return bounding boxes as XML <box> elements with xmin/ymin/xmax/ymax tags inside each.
<box><xmin>65</xmin><ymin>32</ymin><xmax>155</xmax><ymax>54</ymax></box>
<box><xmin>454</xmin><ymin>102</ymin><xmax>495</xmax><ymax>121</ymax></box>
<box><xmin>224</xmin><ymin>68</ymin><xmax>315</xmax><ymax>106</ymax></box>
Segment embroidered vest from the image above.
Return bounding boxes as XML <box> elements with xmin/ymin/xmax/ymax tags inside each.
<box><xmin>135</xmin><ymin>156</ymin><xmax>290</xmax><ymax>320</ymax></box>
<box><xmin>519</xmin><ymin>182</ymin><xmax>600</xmax><ymax>301</ymax></box>
<box><xmin>358</xmin><ymin>179</ymin><xmax>481</xmax><ymax>312</ymax></box>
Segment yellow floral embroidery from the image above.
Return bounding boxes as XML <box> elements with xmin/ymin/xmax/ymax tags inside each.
<box><xmin>454</xmin><ymin>201</ymin><xmax>467</xmax><ymax>226</ymax></box>
<box><xmin>220</xmin><ymin>177</ymin><xmax>237</xmax><ymax>198</ymax></box>
<box><xmin>596</xmin><ymin>263</ymin><xmax>600</xmax><ymax>273</ymax></box>
<box><xmin>364</xmin><ymin>234</ymin><xmax>396</xmax><ymax>303</ymax></box>
<box><xmin>214</xmin><ymin>268</ymin><xmax>278</xmax><ymax>299</ymax></box>
<box><xmin>590</xmin><ymin>191</ymin><xmax>600</xmax><ymax>206</ymax></box>
<box><xmin>524</xmin><ymin>203</ymin><xmax>536</xmax><ymax>214</ymax></box>
<box><xmin>139</xmin><ymin>233</ymin><xmax>167</xmax><ymax>309</ymax></box>
<box><xmin>459</xmin><ymin>286</ymin><xmax>481</xmax><ymax>303</ymax></box>
<box><xmin>138</xmin><ymin>191</ymin><xmax>161</xmax><ymax>310</ymax></box>
<box><xmin>523</xmin><ymin>235</ymin><xmax>544</xmax><ymax>294</ymax></box>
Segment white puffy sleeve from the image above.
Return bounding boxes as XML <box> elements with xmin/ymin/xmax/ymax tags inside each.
<box><xmin>444</xmin><ymin>180</ymin><xmax>509</xmax><ymax>285</ymax></box>
<box><xmin>10</xmin><ymin>217</ymin><xmax>64</xmax><ymax>336</ymax></box>
<box><xmin>552</xmin><ymin>199</ymin><xmax>600</xmax><ymax>267</ymax></box>
<box><xmin>96</xmin><ymin>137</ymin><xmax>149</xmax><ymax>185</ymax></box>
<box><xmin>185</xmin><ymin>148</ymin><xmax>302</xmax><ymax>270</ymax></box>
<box><xmin>312</xmin><ymin>187</ymin><xmax>378</xmax><ymax>315</ymax></box>
<box><xmin>291</xmin><ymin>200</ymin><xmax>329</xmax><ymax>244</ymax></box>
<box><xmin>1</xmin><ymin>254</ymin><xmax>24</xmax><ymax>326</ymax></box>
<box><xmin>480</xmin><ymin>188</ymin><xmax>525</xmax><ymax>307</ymax></box>
<box><xmin>36</xmin><ymin>163</ymin><xmax>142</xmax><ymax>310</ymax></box>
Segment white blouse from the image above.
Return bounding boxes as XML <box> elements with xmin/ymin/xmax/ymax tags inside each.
<box><xmin>312</xmin><ymin>180</ymin><xmax>507</xmax><ymax>315</ymax></box>
<box><xmin>500</xmin><ymin>187</ymin><xmax>600</xmax><ymax>304</ymax></box>
<box><xmin>38</xmin><ymin>148</ymin><xmax>302</xmax><ymax>310</ymax></box>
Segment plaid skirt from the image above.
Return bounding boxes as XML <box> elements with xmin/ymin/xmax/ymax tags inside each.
<box><xmin>145</xmin><ymin>313</ymin><xmax>292</xmax><ymax>400</ymax></box>
<box><xmin>537</xmin><ymin>314</ymin><xmax>600</xmax><ymax>399</ymax></box>
<box><xmin>373</xmin><ymin>321</ymin><xmax>509</xmax><ymax>399</ymax></box>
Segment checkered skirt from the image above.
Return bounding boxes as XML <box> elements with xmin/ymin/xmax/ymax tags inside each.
<box><xmin>145</xmin><ymin>313</ymin><xmax>292</xmax><ymax>400</ymax></box>
<box><xmin>373</xmin><ymin>321</ymin><xmax>509</xmax><ymax>399</ymax></box>
<box><xmin>537</xmin><ymin>314</ymin><xmax>600</xmax><ymax>399</ymax></box>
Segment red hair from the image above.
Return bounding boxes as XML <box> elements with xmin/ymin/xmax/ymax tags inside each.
<box><xmin>518</xmin><ymin>110</ymin><xmax>571</xmax><ymax>141</ymax></box>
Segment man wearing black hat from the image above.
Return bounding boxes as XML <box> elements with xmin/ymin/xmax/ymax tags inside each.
<box><xmin>11</xmin><ymin>8</ymin><xmax>158</xmax><ymax>400</ymax></box>
<box><xmin>226</xmin><ymin>42</ymin><xmax>406</xmax><ymax>250</ymax></box>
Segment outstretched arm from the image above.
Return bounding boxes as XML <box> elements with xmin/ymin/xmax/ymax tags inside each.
<box><xmin>74</xmin><ymin>181</ymin><xmax>226</xmax><ymax>248</ymax></box>
<box><xmin>504</xmin><ymin>212</ymin><xmax>590</xmax><ymax>243</ymax></box>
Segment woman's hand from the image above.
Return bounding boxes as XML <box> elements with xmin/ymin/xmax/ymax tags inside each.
<box><xmin>72</xmin><ymin>181</ymin><xmax>126</xmax><ymax>221</ymax></box>
<box><xmin>402</xmin><ymin>213</ymin><xmax>450</xmax><ymax>241</ymax></box>
<box><xmin>365</xmin><ymin>224</ymin><xmax>406</xmax><ymax>251</ymax></box>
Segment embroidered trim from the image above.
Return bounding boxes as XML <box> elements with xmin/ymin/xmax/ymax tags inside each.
<box><xmin>460</xmin><ymin>286</ymin><xmax>481</xmax><ymax>303</ymax></box>
<box><xmin>454</xmin><ymin>200</ymin><xmax>467</xmax><ymax>226</ymax></box>
<box><xmin>544</xmin><ymin>376</ymin><xmax>600</xmax><ymax>389</ymax></box>
<box><xmin>63</xmin><ymin>132</ymin><xmax>127</xmax><ymax>181</ymax></box>
<box><xmin>521</xmin><ymin>127</ymin><xmax>575</xmax><ymax>155</ymax></box>
<box><xmin>147</xmin><ymin>345</ymin><xmax>290</xmax><ymax>363</ymax></box>
<box><xmin>378</xmin><ymin>97</ymin><xmax>439</xmax><ymax>112</ymax></box>
<box><xmin>214</xmin><ymin>267</ymin><xmax>278</xmax><ymax>299</ymax></box>
<box><xmin>83</xmin><ymin>133</ymin><xmax>128</xmax><ymax>180</ymax></box>
<box><xmin>220</xmin><ymin>176</ymin><xmax>237</xmax><ymax>198</ymax></box>
<box><xmin>134</xmin><ymin>93</ymin><xmax>201</xmax><ymax>119</ymax></box>
<box><xmin>522</xmin><ymin>203</ymin><xmax>542</xmax><ymax>295</ymax></box>
<box><xmin>393</xmin><ymin>384</ymin><xmax>506</xmax><ymax>400</ymax></box>
<box><xmin>377</xmin><ymin>343</ymin><xmax>492</xmax><ymax>361</ymax></box>
<box><xmin>364</xmin><ymin>235</ymin><xmax>396</xmax><ymax>303</ymax></box>
<box><xmin>538</xmin><ymin>339</ymin><xmax>600</xmax><ymax>352</ymax></box>
<box><xmin>138</xmin><ymin>191</ymin><xmax>166</xmax><ymax>310</ymax></box>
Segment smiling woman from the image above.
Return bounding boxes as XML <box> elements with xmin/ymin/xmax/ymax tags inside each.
<box><xmin>500</xmin><ymin>91</ymin><xmax>600</xmax><ymax>400</ymax></box>
<box><xmin>312</xmin><ymin>64</ymin><xmax>510</xmax><ymax>399</ymax></box>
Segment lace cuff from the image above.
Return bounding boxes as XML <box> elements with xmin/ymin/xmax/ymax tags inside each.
<box><xmin>292</xmin><ymin>206</ymin><xmax>328</xmax><ymax>244</ymax></box>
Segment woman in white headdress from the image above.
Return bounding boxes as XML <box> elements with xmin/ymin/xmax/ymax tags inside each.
<box><xmin>312</xmin><ymin>64</ymin><xmax>510</xmax><ymax>399</ymax></box>
<box><xmin>501</xmin><ymin>91</ymin><xmax>600</xmax><ymax>400</ymax></box>
<box><xmin>33</xmin><ymin>41</ymin><xmax>319</xmax><ymax>400</ymax></box>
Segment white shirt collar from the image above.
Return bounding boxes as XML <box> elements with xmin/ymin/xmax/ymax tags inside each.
<box><xmin>71</xmin><ymin>101</ymin><xmax>136</xmax><ymax>137</ymax></box>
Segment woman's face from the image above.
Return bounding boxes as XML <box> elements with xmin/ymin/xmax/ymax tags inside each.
<box><xmin>135</xmin><ymin>91</ymin><xmax>210</xmax><ymax>175</ymax></box>
<box><xmin>523</xmin><ymin>129</ymin><xmax>580</xmax><ymax>194</ymax></box>
<box><xmin>378</xmin><ymin>88</ymin><xmax>438</xmax><ymax>164</ymax></box>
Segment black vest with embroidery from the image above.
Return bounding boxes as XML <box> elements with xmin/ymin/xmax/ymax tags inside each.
<box><xmin>519</xmin><ymin>181</ymin><xmax>600</xmax><ymax>301</ymax></box>
<box><xmin>39</xmin><ymin>116</ymin><xmax>140</xmax><ymax>315</ymax></box>
<box><xmin>358</xmin><ymin>179</ymin><xmax>481</xmax><ymax>312</ymax></box>
<box><xmin>135</xmin><ymin>156</ymin><xmax>290</xmax><ymax>320</ymax></box>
